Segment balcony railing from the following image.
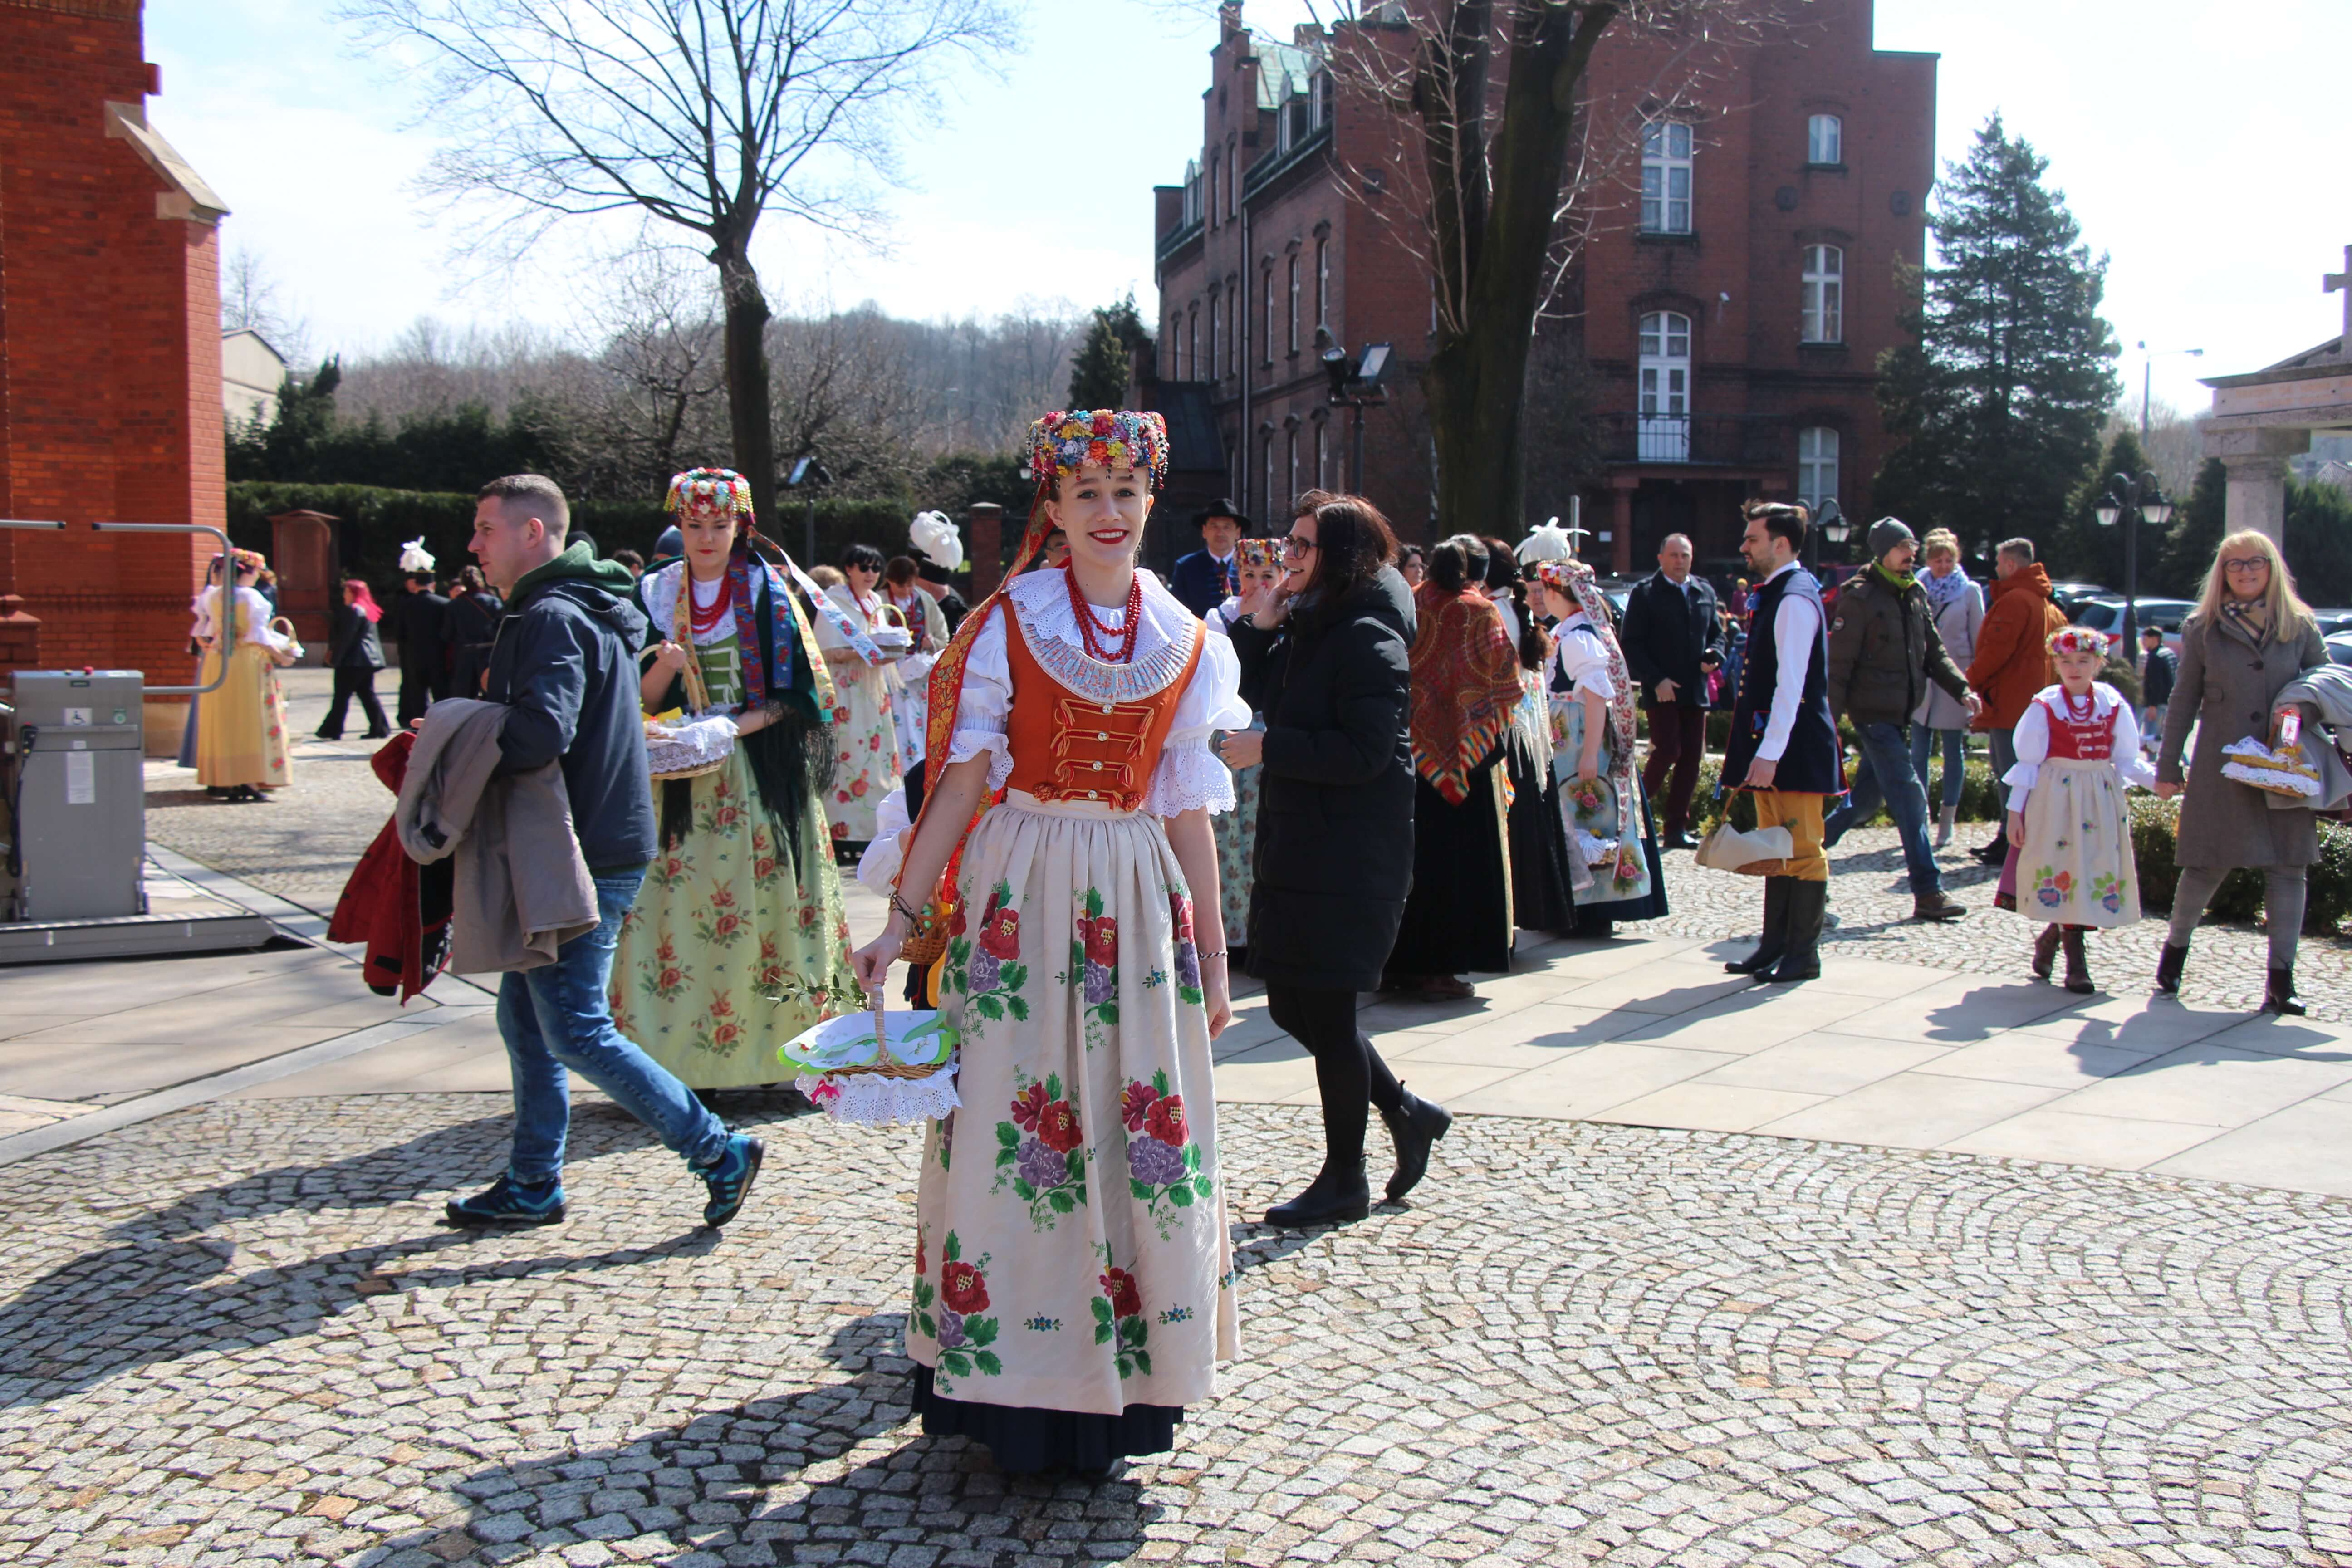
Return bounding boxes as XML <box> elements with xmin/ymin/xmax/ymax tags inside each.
<box><xmin>1598</xmin><ymin>412</ymin><xmax>1786</xmax><ymax>468</ymax></box>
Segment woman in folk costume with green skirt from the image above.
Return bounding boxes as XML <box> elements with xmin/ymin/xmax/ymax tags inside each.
<box><xmin>609</xmin><ymin>468</ymin><xmax>861</xmax><ymax>1090</ymax></box>
<box><xmin>851</xmin><ymin>410</ymin><xmax>1247</xmax><ymax>1482</ymax></box>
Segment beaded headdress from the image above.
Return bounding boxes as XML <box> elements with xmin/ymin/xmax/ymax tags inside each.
<box><xmin>1026</xmin><ymin>410</ymin><xmax>1170</xmax><ymax>502</ymax></box>
<box><xmin>2048</xmin><ymin>626</ymin><xmax>2110</xmax><ymax>658</ymax></box>
<box><xmin>1532</xmin><ymin>557</ymin><xmax>1588</xmax><ymax>596</ymax></box>
<box><xmin>665</xmin><ymin>467</ymin><xmax>757</xmax><ymax>523</ymax></box>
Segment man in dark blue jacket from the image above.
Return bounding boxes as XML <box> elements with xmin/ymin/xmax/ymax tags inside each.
<box><xmin>445</xmin><ymin>473</ymin><xmax>763</xmax><ymax>1230</ymax></box>
<box><xmin>1169</xmin><ymin>499</ymin><xmax>1248</xmax><ymax>616</ymax></box>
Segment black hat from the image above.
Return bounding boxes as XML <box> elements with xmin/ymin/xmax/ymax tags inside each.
<box><xmin>1193</xmin><ymin>498</ymin><xmax>1250</xmax><ymax>530</ymax></box>
<box><xmin>916</xmin><ymin>558</ymin><xmax>952</xmax><ymax>584</ymax></box>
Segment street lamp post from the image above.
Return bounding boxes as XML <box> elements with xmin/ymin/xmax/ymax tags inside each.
<box><xmin>1317</xmin><ymin>331</ymin><xmax>1391</xmax><ymax>492</ymax></box>
<box><xmin>2093</xmin><ymin>470</ymin><xmax>2173</xmax><ymax>648</ymax></box>
<box><xmin>2136</xmin><ymin>340</ymin><xmax>2205</xmax><ymax>448</ymax></box>
<box><xmin>1806</xmin><ymin>497</ymin><xmax>1849</xmax><ymax>569</ymax></box>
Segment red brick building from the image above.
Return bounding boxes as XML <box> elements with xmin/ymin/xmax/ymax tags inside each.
<box><xmin>0</xmin><ymin>0</ymin><xmax>228</xmax><ymax>749</ymax></box>
<box><xmin>1148</xmin><ymin>0</ymin><xmax>1936</xmax><ymax>574</ymax></box>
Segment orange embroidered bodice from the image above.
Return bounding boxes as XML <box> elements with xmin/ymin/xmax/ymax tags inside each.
<box><xmin>1001</xmin><ymin>598</ymin><xmax>1203</xmax><ymax>811</ymax></box>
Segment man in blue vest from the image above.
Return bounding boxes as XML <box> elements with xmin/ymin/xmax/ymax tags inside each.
<box><xmin>1721</xmin><ymin>501</ymin><xmax>1845</xmax><ymax>984</ymax></box>
<box><xmin>1170</xmin><ymin>499</ymin><xmax>1248</xmax><ymax>616</ymax></box>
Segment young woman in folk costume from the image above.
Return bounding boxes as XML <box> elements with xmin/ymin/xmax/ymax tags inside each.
<box><xmin>1203</xmin><ymin>536</ymin><xmax>1282</xmax><ymax>959</ymax></box>
<box><xmin>850</xmin><ymin>410</ymin><xmax>1248</xmax><ymax>1482</ymax></box>
<box><xmin>1483</xmin><ymin>535</ymin><xmax>1578</xmax><ymax>937</ymax></box>
<box><xmin>820</xmin><ymin>543</ymin><xmax>908</xmax><ymax>852</ymax></box>
<box><xmin>1995</xmin><ymin>626</ymin><xmax>2152</xmax><ymax>995</ymax></box>
<box><xmin>1534</xmin><ymin>558</ymin><xmax>1668</xmax><ymax>935</ymax></box>
<box><xmin>612</xmin><ymin>469</ymin><xmax>860</xmax><ymax>1092</ymax></box>
<box><xmin>194</xmin><ymin>548</ymin><xmax>296</xmax><ymax>801</ymax></box>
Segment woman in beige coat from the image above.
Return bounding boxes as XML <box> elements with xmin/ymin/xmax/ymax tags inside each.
<box><xmin>2154</xmin><ymin>531</ymin><xmax>2329</xmax><ymax>1014</ymax></box>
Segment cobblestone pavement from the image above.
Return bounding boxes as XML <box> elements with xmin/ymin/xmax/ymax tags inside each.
<box><xmin>4</xmin><ymin>1093</ymin><xmax>2351</xmax><ymax>1568</ymax></box>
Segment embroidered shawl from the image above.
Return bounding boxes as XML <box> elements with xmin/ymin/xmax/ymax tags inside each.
<box><xmin>1408</xmin><ymin>582</ymin><xmax>1524</xmax><ymax>804</ymax></box>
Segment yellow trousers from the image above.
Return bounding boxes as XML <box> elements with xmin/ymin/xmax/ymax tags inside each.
<box><xmin>1750</xmin><ymin>791</ymin><xmax>1828</xmax><ymax>882</ymax></box>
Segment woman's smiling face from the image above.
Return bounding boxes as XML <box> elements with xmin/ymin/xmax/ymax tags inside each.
<box><xmin>1050</xmin><ymin>463</ymin><xmax>1152</xmax><ymax>573</ymax></box>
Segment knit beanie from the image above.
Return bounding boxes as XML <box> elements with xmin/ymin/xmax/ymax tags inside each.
<box><xmin>1867</xmin><ymin>516</ymin><xmax>1916</xmax><ymax>562</ymax></box>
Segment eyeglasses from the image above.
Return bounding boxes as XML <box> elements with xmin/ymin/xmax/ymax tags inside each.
<box><xmin>2223</xmin><ymin>558</ymin><xmax>2269</xmax><ymax>576</ymax></box>
<box><xmin>1281</xmin><ymin>534</ymin><xmax>1317</xmax><ymax>558</ymax></box>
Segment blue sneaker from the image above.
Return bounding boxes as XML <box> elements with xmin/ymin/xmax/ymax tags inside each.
<box><xmin>446</xmin><ymin>1175</ymin><xmax>567</xmax><ymax>1227</ymax></box>
<box><xmin>697</xmin><ymin>1135</ymin><xmax>764</xmax><ymax>1228</ymax></box>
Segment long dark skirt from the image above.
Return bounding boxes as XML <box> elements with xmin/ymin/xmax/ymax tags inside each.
<box><xmin>1387</xmin><ymin>755</ymin><xmax>1514</xmax><ymax>977</ymax></box>
<box><xmin>1504</xmin><ymin>729</ymin><xmax>1577</xmax><ymax>936</ymax></box>
<box><xmin>911</xmin><ymin>1366</ymin><xmax>1181</xmax><ymax>1474</ymax></box>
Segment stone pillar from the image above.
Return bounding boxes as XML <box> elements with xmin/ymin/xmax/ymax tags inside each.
<box><xmin>968</xmin><ymin>503</ymin><xmax>1005</xmax><ymax>599</ymax></box>
<box><xmin>2207</xmin><ymin>426</ymin><xmax>2307</xmax><ymax>547</ymax></box>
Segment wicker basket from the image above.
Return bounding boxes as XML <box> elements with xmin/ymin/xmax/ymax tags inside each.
<box><xmin>647</xmin><ymin>573</ymin><xmax>735</xmax><ymax>781</ymax></box>
<box><xmin>824</xmin><ymin>996</ymin><xmax>955</xmax><ymax>1083</ymax></box>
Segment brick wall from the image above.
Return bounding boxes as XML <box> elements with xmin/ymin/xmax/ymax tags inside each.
<box><xmin>0</xmin><ymin>0</ymin><xmax>225</xmax><ymax>733</ymax></box>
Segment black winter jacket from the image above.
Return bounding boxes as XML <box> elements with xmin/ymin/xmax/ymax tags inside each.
<box><xmin>1229</xmin><ymin>566</ymin><xmax>1417</xmax><ymax>991</ymax></box>
<box><xmin>328</xmin><ymin>602</ymin><xmax>386</xmax><ymax>671</ymax></box>
<box><xmin>482</xmin><ymin>544</ymin><xmax>657</xmax><ymax>872</ymax></box>
<box><xmin>1620</xmin><ymin>570</ymin><xmax>1725</xmax><ymax>708</ymax></box>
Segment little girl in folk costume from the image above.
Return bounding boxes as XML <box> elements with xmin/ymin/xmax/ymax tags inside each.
<box><xmin>850</xmin><ymin>410</ymin><xmax>1247</xmax><ymax>1482</ymax></box>
<box><xmin>1995</xmin><ymin>626</ymin><xmax>2154</xmax><ymax>993</ymax></box>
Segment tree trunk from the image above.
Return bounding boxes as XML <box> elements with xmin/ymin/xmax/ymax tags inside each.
<box><xmin>1421</xmin><ymin>0</ymin><xmax>1613</xmax><ymax>544</ymax></box>
<box><xmin>715</xmin><ymin>241</ymin><xmax>779</xmax><ymax>525</ymax></box>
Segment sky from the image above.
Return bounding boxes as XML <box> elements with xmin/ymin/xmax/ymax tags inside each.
<box><xmin>147</xmin><ymin>0</ymin><xmax>2347</xmax><ymax>418</ymax></box>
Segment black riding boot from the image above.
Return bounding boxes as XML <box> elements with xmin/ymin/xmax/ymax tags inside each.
<box><xmin>1761</xmin><ymin>880</ymin><xmax>1827</xmax><ymax>984</ymax></box>
<box><xmin>2263</xmin><ymin>965</ymin><xmax>2307</xmax><ymax>1017</ymax></box>
<box><xmin>1725</xmin><ymin>877</ymin><xmax>1792</xmax><ymax>975</ymax></box>
<box><xmin>2154</xmin><ymin>941</ymin><xmax>2188</xmax><ymax>995</ymax></box>
<box><xmin>1380</xmin><ymin>1087</ymin><xmax>1453</xmax><ymax>1204</ymax></box>
<box><xmin>1264</xmin><ymin>1160</ymin><xmax>1372</xmax><ymax>1227</ymax></box>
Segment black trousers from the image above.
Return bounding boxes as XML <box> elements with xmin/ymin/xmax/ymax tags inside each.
<box><xmin>1263</xmin><ymin>982</ymin><xmax>1403</xmax><ymax>1170</ymax></box>
<box><xmin>396</xmin><ymin>665</ymin><xmax>449</xmax><ymax>728</ymax></box>
<box><xmin>320</xmin><ymin>667</ymin><xmax>390</xmax><ymax>739</ymax></box>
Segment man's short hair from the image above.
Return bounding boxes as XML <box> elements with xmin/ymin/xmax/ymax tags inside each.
<box><xmin>1743</xmin><ymin>500</ymin><xmax>1809</xmax><ymax>553</ymax></box>
<box><xmin>478</xmin><ymin>474</ymin><xmax>570</xmax><ymax>538</ymax></box>
<box><xmin>2141</xmin><ymin>624</ymin><xmax>2164</xmax><ymax>639</ymax></box>
<box><xmin>1998</xmin><ymin>536</ymin><xmax>2035</xmax><ymax>564</ymax></box>
<box><xmin>404</xmin><ymin>570</ymin><xmax>436</xmax><ymax>589</ymax></box>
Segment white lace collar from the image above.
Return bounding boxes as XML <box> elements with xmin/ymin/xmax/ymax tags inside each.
<box><xmin>1002</xmin><ymin>566</ymin><xmax>1201</xmax><ymax>704</ymax></box>
<box><xmin>642</xmin><ymin>559</ymin><xmax>766</xmax><ymax>647</ymax></box>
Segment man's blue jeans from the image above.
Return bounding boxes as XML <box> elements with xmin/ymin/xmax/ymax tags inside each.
<box><xmin>1909</xmin><ymin>724</ymin><xmax>1968</xmax><ymax>809</ymax></box>
<box><xmin>499</xmin><ymin>869</ymin><xmax>731</xmax><ymax>1186</ymax></box>
<box><xmin>1823</xmin><ymin>721</ymin><xmax>1942</xmax><ymax>897</ymax></box>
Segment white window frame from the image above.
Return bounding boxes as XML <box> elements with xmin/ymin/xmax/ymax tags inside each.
<box><xmin>1798</xmin><ymin>427</ymin><xmax>1839</xmax><ymax>511</ymax></box>
<box><xmin>1315</xmin><ymin>240</ymin><xmax>1329</xmax><ymax>329</ymax></box>
<box><xmin>1801</xmin><ymin>244</ymin><xmax>1843</xmax><ymax>343</ymax></box>
<box><xmin>1637</xmin><ymin>310</ymin><xmax>1692</xmax><ymax>463</ymax></box>
<box><xmin>1641</xmin><ymin>121</ymin><xmax>1694</xmax><ymax>235</ymax></box>
<box><xmin>1807</xmin><ymin>114</ymin><xmax>1843</xmax><ymax>166</ymax></box>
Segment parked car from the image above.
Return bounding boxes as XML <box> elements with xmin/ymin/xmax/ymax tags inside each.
<box><xmin>2048</xmin><ymin>581</ymin><xmax>2113</xmax><ymax>618</ymax></box>
<box><xmin>2307</xmin><ymin>607</ymin><xmax>2352</xmax><ymax>637</ymax></box>
<box><xmin>2075</xmin><ymin>597</ymin><xmax>2192</xmax><ymax>658</ymax></box>
<box><xmin>2328</xmin><ymin>632</ymin><xmax>2352</xmax><ymax>668</ymax></box>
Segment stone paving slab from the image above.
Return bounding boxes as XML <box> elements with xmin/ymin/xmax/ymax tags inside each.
<box><xmin>2</xmin><ymin>1093</ymin><xmax>2349</xmax><ymax>1567</ymax></box>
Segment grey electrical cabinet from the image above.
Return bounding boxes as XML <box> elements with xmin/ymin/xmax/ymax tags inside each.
<box><xmin>7</xmin><ymin>670</ymin><xmax>147</xmax><ymax>921</ymax></box>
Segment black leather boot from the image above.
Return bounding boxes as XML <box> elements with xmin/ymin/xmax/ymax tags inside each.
<box><xmin>2263</xmin><ymin>965</ymin><xmax>2307</xmax><ymax>1017</ymax></box>
<box><xmin>1264</xmin><ymin>1161</ymin><xmax>1372</xmax><ymax>1227</ymax></box>
<box><xmin>1761</xmin><ymin>880</ymin><xmax>1827</xmax><ymax>984</ymax></box>
<box><xmin>2031</xmin><ymin>926</ymin><xmax>2062</xmax><ymax>981</ymax></box>
<box><xmin>2154</xmin><ymin>941</ymin><xmax>2188</xmax><ymax>995</ymax></box>
<box><xmin>1725</xmin><ymin>877</ymin><xmax>1792</xmax><ymax>975</ymax></box>
<box><xmin>1380</xmin><ymin>1088</ymin><xmax>1454</xmax><ymax>1204</ymax></box>
<box><xmin>2061</xmin><ymin>928</ymin><xmax>2094</xmax><ymax>994</ymax></box>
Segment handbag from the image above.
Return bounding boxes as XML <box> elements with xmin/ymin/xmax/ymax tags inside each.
<box><xmin>1695</xmin><ymin>821</ymin><xmax>1794</xmax><ymax>876</ymax></box>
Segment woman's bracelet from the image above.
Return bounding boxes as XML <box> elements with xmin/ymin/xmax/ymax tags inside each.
<box><xmin>1198</xmin><ymin>948</ymin><xmax>1228</xmax><ymax>963</ymax></box>
<box><xmin>889</xmin><ymin>889</ymin><xmax>925</xmax><ymax>926</ymax></box>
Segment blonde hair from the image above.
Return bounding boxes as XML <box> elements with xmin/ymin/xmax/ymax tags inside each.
<box><xmin>2194</xmin><ymin>529</ymin><xmax>2313</xmax><ymax>636</ymax></box>
<box><xmin>808</xmin><ymin>564</ymin><xmax>846</xmax><ymax>590</ymax></box>
<box><xmin>1920</xmin><ymin>528</ymin><xmax>1961</xmax><ymax>562</ymax></box>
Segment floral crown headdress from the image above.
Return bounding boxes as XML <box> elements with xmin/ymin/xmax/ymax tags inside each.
<box><xmin>1533</xmin><ymin>557</ymin><xmax>1592</xmax><ymax>596</ymax></box>
<box><xmin>1026</xmin><ymin>410</ymin><xmax>1170</xmax><ymax>510</ymax></box>
<box><xmin>665</xmin><ymin>467</ymin><xmax>757</xmax><ymax>524</ymax></box>
<box><xmin>2048</xmin><ymin>626</ymin><xmax>2109</xmax><ymax>658</ymax></box>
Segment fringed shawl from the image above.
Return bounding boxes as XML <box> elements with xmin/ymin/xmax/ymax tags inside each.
<box><xmin>1408</xmin><ymin>583</ymin><xmax>1524</xmax><ymax>804</ymax></box>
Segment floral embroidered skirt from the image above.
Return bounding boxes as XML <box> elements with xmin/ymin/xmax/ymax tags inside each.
<box><xmin>823</xmin><ymin>665</ymin><xmax>902</xmax><ymax>845</ymax></box>
<box><xmin>1996</xmin><ymin>757</ymin><xmax>2141</xmax><ymax>929</ymax></box>
<box><xmin>1211</xmin><ymin>718</ymin><xmax>1263</xmax><ymax>948</ymax></box>
<box><xmin>1551</xmin><ymin>696</ymin><xmax>1666</xmax><ymax>923</ymax></box>
<box><xmin>911</xmin><ymin>790</ymin><xmax>1239</xmax><ymax>1427</ymax></box>
<box><xmin>196</xmin><ymin>642</ymin><xmax>290</xmax><ymax>790</ymax></box>
<box><xmin>609</xmin><ymin>751</ymin><xmax>859</xmax><ymax>1088</ymax></box>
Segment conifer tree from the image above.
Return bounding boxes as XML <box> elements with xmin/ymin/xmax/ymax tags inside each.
<box><xmin>1067</xmin><ymin>294</ymin><xmax>1153</xmax><ymax>411</ymax></box>
<box><xmin>2046</xmin><ymin>427</ymin><xmax>2151</xmax><ymax>586</ymax></box>
<box><xmin>1873</xmin><ymin>115</ymin><xmax>2121</xmax><ymax>544</ymax></box>
<box><xmin>2155</xmin><ymin>458</ymin><xmax>2227</xmax><ymax>598</ymax></box>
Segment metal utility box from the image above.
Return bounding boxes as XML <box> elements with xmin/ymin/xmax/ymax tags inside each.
<box><xmin>6</xmin><ymin>670</ymin><xmax>147</xmax><ymax>920</ymax></box>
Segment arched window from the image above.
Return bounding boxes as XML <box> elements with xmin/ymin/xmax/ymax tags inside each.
<box><xmin>1208</xmin><ymin>152</ymin><xmax>1220</xmax><ymax>228</ymax></box>
<box><xmin>1637</xmin><ymin>311</ymin><xmax>1692</xmax><ymax>462</ymax></box>
<box><xmin>1807</xmin><ymin>114</ymin><xmax>1842</xmax><ymax>166</ymax></box>
<box><xmin>1210</xmin><ymin>293</ymin><xmax>1223</xmax><ymax>379</ymax></box>
<box><xmin>1641</xmin><ymin>122</ymin><xmax>1693</xmax><ymax>234</ymax></box>
<box><xmin>1315</xmin><ymin>420</ymin><xmax>1328</xmax><ymax>486</ymax></box>
<box><xmin>1801</xmin><ymin>245</ymin><xmax>1843</xmax><ymax>343</ymax></box>
<box><xmin>1287</xmin><ymin>255</ymin><xmax>1300</xmax><ymax>353</ymax></box>
<box><xmin>1263</xmin><ymin>268</ymin><xmax>1276</xmax><ymax>365</ymax></box>
<box><xmin>1798</xmin><ymin>427</ymin><xmax>1839</xmax><ymax>510</ymax></box>
<box><xmin>1316</xmin><ymin>239</ymin><xmax>1330</xmax><ymax>329</ymax></box>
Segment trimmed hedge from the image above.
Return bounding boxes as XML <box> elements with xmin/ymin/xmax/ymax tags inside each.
<box><xmin>227</xmin><ymin>481</ymin><xmax>929</xmax><ymax>588</ymax></box>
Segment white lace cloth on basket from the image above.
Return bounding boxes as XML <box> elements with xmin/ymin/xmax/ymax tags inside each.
<box><xmin>805</xmin><ymin>1060</ymin><xmax>962</xmax><ymax>1127</ymax></box>
<box><xmin>943</xmin><ymin>568</ymin><xmax>1249</xmax><ymax>814</ymax></box>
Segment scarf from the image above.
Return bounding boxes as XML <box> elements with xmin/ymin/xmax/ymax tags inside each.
<box><xmin>1408</xmin><ymin>582</ymin><xmax>1524</xmax><ymax>804</ymax></box>
<box><xmin>1921</xmin><ymin>564</ymin><xmax>1970</xmax><ymax>614</ymax></box>
<box><xmin>1871</xmin><ymin>560</ymin><xmax>1917</xmax><ymax>595</ymax></box>
<box><xmin>2222</xmin><ymin>596</ymin><xmax>2272</xmax><ymax>644</ymax></box>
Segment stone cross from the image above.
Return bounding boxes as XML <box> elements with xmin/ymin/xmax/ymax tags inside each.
<box><xmin>2328</xmin><ymin>244</ymin><xmax>2352</xmax><ymax>353</ymax></box>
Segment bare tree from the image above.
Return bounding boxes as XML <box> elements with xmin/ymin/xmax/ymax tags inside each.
<box><xmin>345</xmin><ymin>0</ymin><xmax>1018</xmax><ymax>521</ymax></box>
<box><xmin>1313</xmin><ymin>0</ymin><xmax>1787</xmax><ymax>538</ymax></box>
<box><xmin>220</xmin><ymin>245</ymin><xmax>314</xmax><ymax>365</ymax></box>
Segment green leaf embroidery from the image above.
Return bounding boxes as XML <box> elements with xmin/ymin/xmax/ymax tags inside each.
<box><xmin>1183</xmin><ymin>1143</ymin><xmax>1202</xmax><ymax>1172</ymax></box>
<box><xmin>1098</xmin><ymin>1001</ymin><xmax>1119</xmax><ymax>1025</ymax></box>
<box><xmin>1169</xmin><ymin>1184</ymin><xmax>1194</xmax><ymax>1208</ymax></box>
<box><xmin>975</xmin><ymin>994</ymin><xmax>1004</xmax><ymax>1020</ymax></box>
<box><xmin>912</xmin><ymin>1280</ymin><xmax>934</xmax><ymax>1309</ymax></box>
<box><xmin>1152</xmin><ymin>1068</ymin><xmax>1171</xmax><ymax>1097</ymax></box>
<box><xmin>1130</xmin><ymin>1178</ymin><xmax>1154</xmax><ymax>1201</ymax></box>
<box><xmin>1012</xmin><ymin>1177</ymin><xmax>1037</xmax><ymax>1201</ymax></box>
<box><xmin>1191</xmin><ymin>1175</ymin><xmax>1214</xmax><ymax>1199</ymax></box>
<box><xmin>1044</xmin><ymin>1073</ymin><xmax>1063</xmax><ymax>1101</ymax></box>
<box><xmin>1090</xmin><ymin>1297</ymin><xmax>1114</xmax><ymax>1324</ymax></box>
<box><xmin>1008</xmin><ymin>998</ymin><xmax>1030</xmax><ymax>1021</ymax></box>
<box><xmin>1095</xmin><ymin>1322</ymin><xmax>1114</xmax><ymax>1345</ymax></box>
<box><xmin>1047</xmin><ymin>1189</ymin><xmax>1076</xmax><ymax>1214</ymax></box>
<box><xmin>996</xmin><ymin>1122</ymin><xmax>1020</xmax><ymax>1148</ymax></box>
<box><xmin>943</xmin><ymin>1231</ymin><xmax>962</xmax><ymax>1262</ymax></box>
<box><xmin>915</xmin><ymin>1311</ymin><xmax>936</xmax><ymax>1339</ymax></box>
<box><xmin>974</xmin><ymin>1351</ymin><xmax>1003</xmax><ymax>1376</ymax></box>
<box><xmin>1000</xmin><ymin>963</ymin><xmax>1028</xmax><ymax>991</ymax></box>
<box><xmin>995</xmin><ymin>1147</ymin><xmax>1016</xmax><ymax>1169</ymax></box>
<box><xmin>1133</xmin><ymin>1349</ymin><xmax>1153</xmax><ymax>1377</ymax></box>
<box><xmin>967</xmin><ymin>1315</ymin><xmax>999</xmax><ymax>1347</ymax></box>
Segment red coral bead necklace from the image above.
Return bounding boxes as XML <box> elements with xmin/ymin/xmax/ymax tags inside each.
<box><xmin>688</xmin><ymin>571</ymin><xmax>732</xmax><ymax>637</ymax></box>
<box><xmin>1065</xmin><ymin>565</ymin><xmax>1143</xmax><ymax>664</ymax></box>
